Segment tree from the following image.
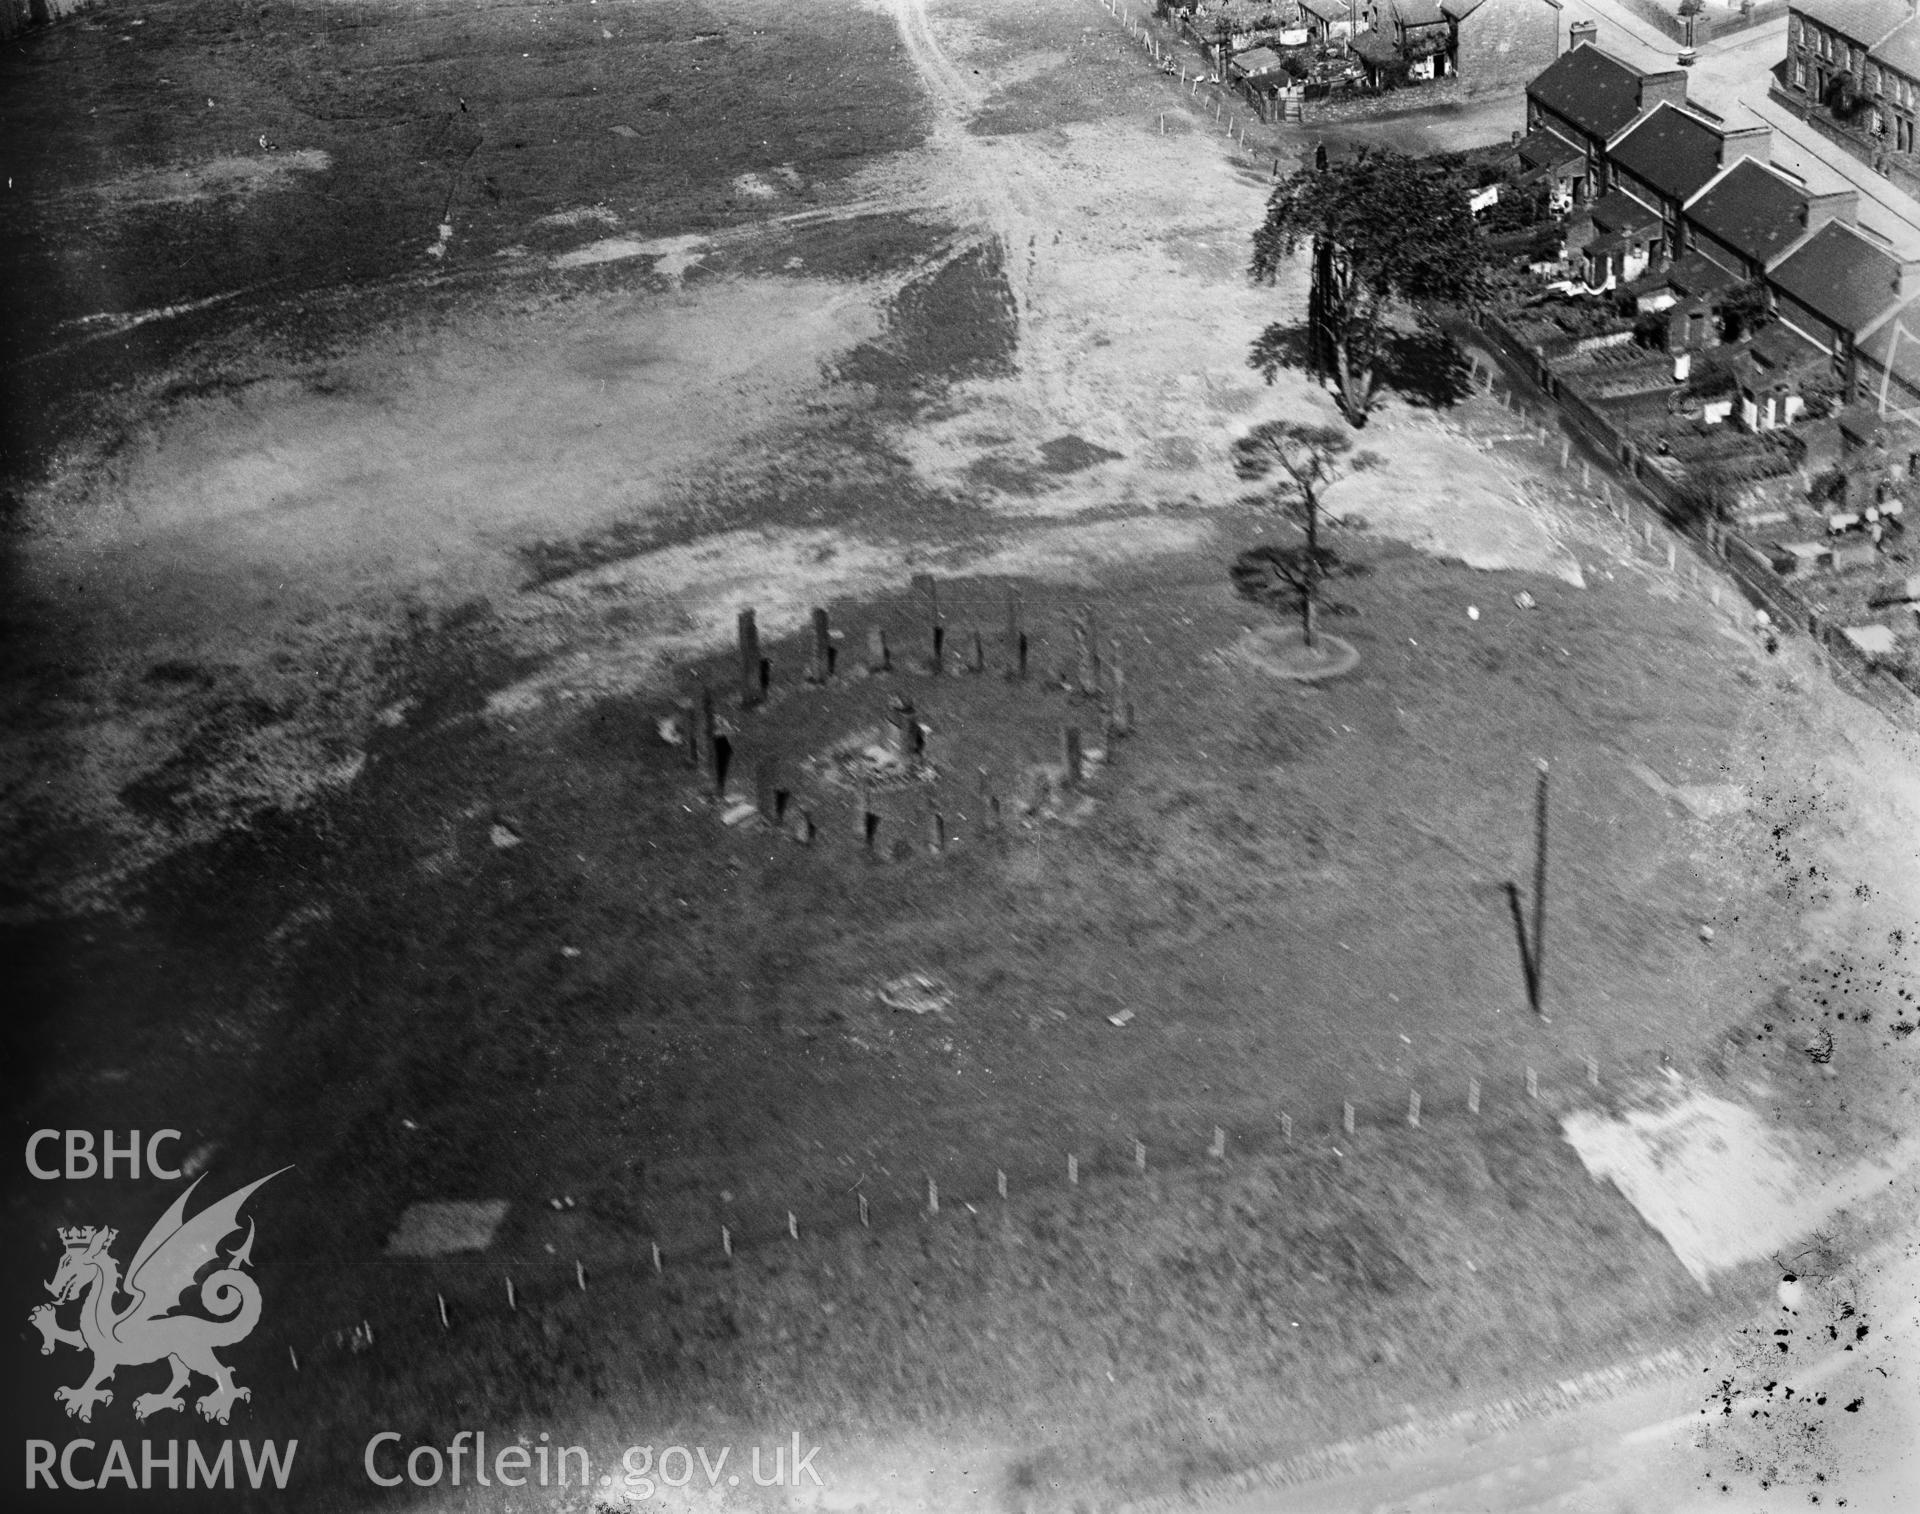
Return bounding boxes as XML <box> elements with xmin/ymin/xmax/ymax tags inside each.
<box><xmin>1251</xmin><ymin>149</ymin><xmax>1490</xmax><ymax>425</ymax></box>
<box><xmin>1719</xmin><ymin>278</ymin><xmax>1769</xmax><ymax>342</ymax></box>
<box><xmin>1229</xmin><ymin>420</ymin><xmax>1380</xmax><ymax>647</ymax></box>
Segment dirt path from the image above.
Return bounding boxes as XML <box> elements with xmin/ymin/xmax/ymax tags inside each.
<box><xmin>11</xmin><ymin>5</ymin><xmax>1919</xmax><ymax>1510</ymax></box>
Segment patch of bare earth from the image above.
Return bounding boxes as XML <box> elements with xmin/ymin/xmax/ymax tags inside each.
<box><xmin>6</xmin><ymin>0</ymin><xmax>1918</xmax><ymax>1510</ymax></box>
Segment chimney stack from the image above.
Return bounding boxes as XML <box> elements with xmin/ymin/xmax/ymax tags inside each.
<box><xmin>1570</xmin><ymin>18</ymin><xmax>1598</xmax><ymax>47</ymax></box>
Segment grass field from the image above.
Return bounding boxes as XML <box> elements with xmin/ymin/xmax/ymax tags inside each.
<box><xmin>6</xmin><ymin>1</ymin><xmax>1918</xmax><ymax>1510</ymax></box>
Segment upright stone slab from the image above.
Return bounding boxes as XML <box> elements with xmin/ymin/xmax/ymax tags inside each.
<box><xmin>1075</xmin><ymin>609</ymin><xmax>1102</xmax><ymax>697</ymax></box>
<box><xmin>808</xmin><ymin>608</ymin><xmax>833</xmax><ymax>684</ymax></box>
<box><xmin>680</xmin><ymin>698</ymin><xmax>700</xmax><ymax>768</ymax></box>
<box><xmin>738</xmin><ymin>609</ymin><xmax>762</xmax><ymax>708</ymax></box>
<box><xmin>698</xmin><ymin>687</ymin><xmax>717</xmax><ymax>762</ymax></box>
<box><xmin>866</xmin><ymin>626</ymin><xmax>891</xmax><ymax>676</ymax></box>
<box><xmin>1062</xmin><ymin>725</ymin><xmax>1083</xmax><ymax>787</ymax></box>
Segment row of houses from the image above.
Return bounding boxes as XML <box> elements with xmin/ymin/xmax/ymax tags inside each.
<box><xmin>1777</xmin><ymin>0</ymin><xmax>1920</xmax><ymax>160</ymax></box>
<box><xmin>1181</xmin><ymin>0</ymin><xmax>1561</xmax><ymax>94</ymax></box>
<box><xmin>1349</xmin><ymin>0</ymin><xmax>1561</xmax><ymax>87</ymax></box>
<box><xmin>1522</xmin><ymin>24</ymin><xmax>1920</xmax><ymax>424</ymax></box>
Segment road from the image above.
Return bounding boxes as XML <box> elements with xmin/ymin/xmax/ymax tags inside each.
<box><xmin>1188</xmin><ymin>1231</ymin><xmax>1920</xmax><ymax>1513</ymax></box>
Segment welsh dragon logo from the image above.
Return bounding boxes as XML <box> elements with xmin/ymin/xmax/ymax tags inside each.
<box><xmin>29</xmin><ymin>1168</ymin><xmax>288</xmax><ymax>1424</ymax></box>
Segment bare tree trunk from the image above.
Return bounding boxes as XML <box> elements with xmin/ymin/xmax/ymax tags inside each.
<box><xmin>1303</xmin><ymin>484</ymin><xmax>1321</xmax><ymax>648</ymax></box>
<box><xmin>1332</xmin><ymin>338</ymin><xmax>1373</xmax><ymax>426</ymax></box>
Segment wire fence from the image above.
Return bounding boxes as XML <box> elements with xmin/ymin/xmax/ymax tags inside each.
<box><xmin>1106</xmin><ymin>0</ymin><xmax>1286</xmax><ymax>179</ymax></box>
<box><xmin>1466</xmin><ymin>310</ymin><xmax>1920</xmax><ymax>732</ymax></box>
<box><xmin>265</xmin><ymin>1035</ymin><xmax>1729</xmax><ymax>1387</ymax></box>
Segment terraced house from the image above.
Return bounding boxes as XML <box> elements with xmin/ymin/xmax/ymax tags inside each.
<box><xmin>1783</xmin><ymin>0</ymin><xmax>1920</xmax><ymax>157</ymax></box>
<box><xmin>1522</xmin><ymin>28</ymin><xmax>1688</xmax><ymax>206</ymax></box>
<box><xmin>1519</xmin><ymin>23</ymin><xmax>1920</xmax><ymax>418</ymax></box>
<box><xmin>1682</xmin><ymin>159</ymin><xmax>1858</xmax><ymax>283</ymax></box>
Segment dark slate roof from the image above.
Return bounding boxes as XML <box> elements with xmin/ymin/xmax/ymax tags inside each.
<box><xmin>1609</xmin><ymin>105</ymin><xmax>1727</xmax><ymax>203</ymax></box>
<box><xmin>1748</xmin><ymin>320</ymin><xmax>1826</xmax><ymax>372</ymax></box>
<box><xmin>1517</xmin><ymin>127</ymin><xmax>1583</xmax><ymax>169</ymax></box>
<box><xmin>1442</xmin><ymin>0</ymin><xmax>1488</xmax><ymax>17</ymax></box>
<box><xmin>1588</xmin><ymin>189</ymin><xmax>1662</xmax><ymax>232</ymax></box>
<box><xmin>1869</xmin><ymin>14</ymin><xmax>1920</xmax><ymax>72</ymax></box>
<box><xmin>1771</xmin><ymin>222</ymin><xmax>1902</xmax><ymax>335</ymax></box>
<box><xmin>1353</xmin><ymin>30</ymin><xmax>1402</xmax><ymax>63</ymax></box>
<box><xmin>1391</xmin><ymin>0</ymin><xmax>1449</xmax><ymax>25</ymax></box>
<box><xmin>1526</xmin><ymin>44</ymin><xmax>1651</xmax><ymax>141</ymax></box>
<box><xmin>1684</xmin><ymin>160</ymin><xmax>1813</xmax><ymax>266</ymax></box>
<box><xmin>1665</xmin><ymin>251</ymin><xmax>1740</xmax><ymax>297</ymax></box>
<box><xmin>1300</xmin><ymin>0</ymin><xmax>1351</xmax><ymax>17</ymax></box>
<box><xmin>1836</xmin><ymin>398</ymin><xmax>1896</xmax><ymax>443</ymax></box>
<box><xmin>1796</xmin><ymin>0</ymin><xmax>1910</xmax><ymax>46</ymax></box>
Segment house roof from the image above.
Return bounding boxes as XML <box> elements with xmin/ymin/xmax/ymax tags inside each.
<box><xmin>1770</xmin><ymin>222</ymin><xmax>1903</xmax><ymax>335</ymax></box>
<box><xmin>1794</xmin><ymin>0</ymin><xmax>1910</xmax><ymax>47</ymax></box>
<box><xmin>1869</xmin><ymin>14</ymin><xmax>1920</xmax><ymax>72</ymax></box>
<box><xmin>1516</xmin><ymin>126</ymin><xmax>1583</xmax><ymax>169</ymax></box>
<box><xmin>1352</xmin><ymin>30</ymin><xmax>1403</xmax><ymax>63</ymax></box>
<box><xmin>1609</xmin><ymin>104</ymin><xmax>1728</xmax><ymax>203</ymax></box>
<box><xmin>1834</xmin><ymin>390</ymin><xmax>1920</xmax><ymax>441</ymax></box>
<box><xmin>1684</xmin><ymin>160</ymin><xmax>1814</xmax><ymax>267</ymax></box>
<box><xmin>1665</xmin><ymin>251</ymin><xmax>1740</xmax><ymax>298</ymax></box>
<box><xmin>1233</xmin><ymin>45</ymin><xmax>1286</xmax><ymax>76</ymax></box>
<box><xmin>1750</xmin><ymin>320</ymin><xmax>1825</xmax><ymax>369</ymax></box>
<box><xmin>1526</xmin><ymin>43</ymin><xmax>1654</xmax><ymax>142</ymax></box>
<box><xmin>1587</xmin><ymin>189</ymin><xmax>1662</xmax><ymax>232</ymax></box>
<box><xmin>1442</xmin><ymin>0</ymin><xmax>1488</xmax><ymax>17</ymax></box>
<box><xmin>1390</xmin><ymin>0</ymin><xmax>1449</xmax><ymax>25</ymax></box>
<box><xmin>1300</xmin><ymin>0</ymin><xmax>1351</xmax><ymax>17</ymax></box>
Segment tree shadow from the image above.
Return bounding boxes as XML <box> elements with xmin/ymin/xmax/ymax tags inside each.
<box><xmin>1381</xmin><ymin>327</ymin><xmax>1474</xmax><ymax>409</ymax></box>
<box><xmin>1249</xmin><ymin>322</ymin><xmax>1314</xmax><ymax>385</ymax></box>
<box><xmin>1247</xmin><ymin>322</ymin><xmax>1473</xmax><ymax>409</ymax></box>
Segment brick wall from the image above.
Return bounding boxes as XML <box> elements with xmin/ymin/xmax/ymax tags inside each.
<box><xmin>1454</xmin><ymin>0</ymin><xmax>1560</xmax><ymax>87</ymax></box>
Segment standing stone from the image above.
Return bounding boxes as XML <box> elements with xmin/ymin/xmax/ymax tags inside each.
<box><xmin>808</xmin><ymin>608</ymin><xmax>833</xmax><ymax>684</ymax></box>
<box><xmin>1005</xmin><ymin>588</ymin><xmax>1025</xmax><ymax>679</ymax></box>
<box><xmin>926</xmin><ymin>803</ymin><xmax>945</xmax><ymax>853</ymax></box>
<box><xmin>738</xmin><ymin>609</ymin><xmax>761</xmax><ymax>708</ymax></box>
<box><xmin>915</xmin><ymin>574</ymin><xmax>942</xmax><ymax>674</ymax></box>
<box><xmin>866</xmin><ymin>626</ymin><xmax>891</xmax><ymax>675</ymax></box>
<box><xmin>1107</xmin><ymin>640</ymin><xmax>1133</xmax><ymax>738</ymax></box>
<box><xmin>711</xmin><ymin>734</ymin><xmax>732</xmax><ymax>799</ymax></box>
<box><xmin>889</xmin><ymin>696</ymin><xmax>922</xmax><ymax>762</ymax></box>
<box><xmin>969</xmin><ymin>629</ymin><xmax>985</xmax><ymax>674</ymax></box>
<box><xmin>1062</xmin><ymin>725</ymin><xmax>1084</xmax><ymax>787</ymax></box>
<box><xmin>1074</xmin><ymin>609</ymin><xmax>1102</xmax><ymax>697</ymax></box>
<box><xmin>698</xmin><ymin>687</ymin><xmax>717</xmax><ymax>762</ymax></box>
<box><xmin>754</xmin><ymin>758</ymin><xmax>777</xmax><ymax>824</ymax></box>
<box><xmin>681</xmin><ymin>697</ymin><xmax>701</xmax><ymax>769</ymax></box>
